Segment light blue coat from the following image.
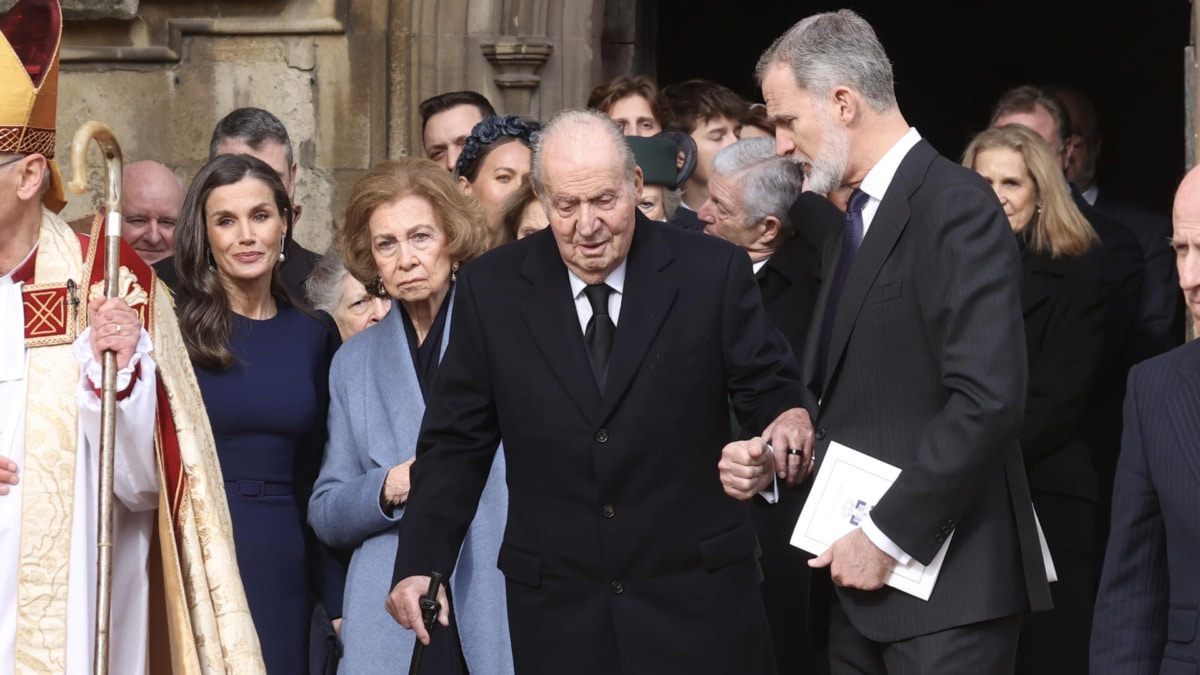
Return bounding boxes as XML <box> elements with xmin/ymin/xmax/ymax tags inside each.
<box><xmin>309</xmin><ymin>294</ymin><xmax>512</xmax><ymax>675</ymax></box>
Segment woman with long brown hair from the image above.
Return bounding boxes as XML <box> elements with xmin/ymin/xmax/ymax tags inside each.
<box><xmin>174</xmin><ymin>152</ymin><xmax>341</xmax><ymax>674</ymax></box>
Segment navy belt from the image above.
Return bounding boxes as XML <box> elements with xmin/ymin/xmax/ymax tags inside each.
<box><xmin>225</xmin><ymin>479</ymin><xmax>293</xmax><ymax>498</ymax></box>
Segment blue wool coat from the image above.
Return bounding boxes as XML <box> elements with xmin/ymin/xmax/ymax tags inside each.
<box><xmin>309</xmin><ymin>294</ymin><xmax>512</xmax><ymax>675</ymax></box>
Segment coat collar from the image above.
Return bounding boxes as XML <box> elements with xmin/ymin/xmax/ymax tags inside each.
<box><xmin>762</xmin><ymin>230</ymin><xmax>816</xmax><ymax>288</ymax></box>
<box><xmin>362</xmin><ymin>291</ymin><xmax>453</xmax><ymax>467</ymax></box>
<box><xmin>517</xmin><ymin>213</ymin><xmax>677</xmax><ymax>422</ymax></box>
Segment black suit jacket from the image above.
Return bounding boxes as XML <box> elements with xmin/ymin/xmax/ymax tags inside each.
<box><xmin>747</xmin><ymin>193</ymin><xmax>840</xmax><ymax>674</ymax></box>
<box><xmin>669</xmin><ymin>204</ymin><xmax>706</xmax><ymax>232</ymax></box>
<box><xmin>758</xmin><ymin>192</ymin><xmax>843</xmax><ymax>358</ymax></box>
<box><xmin>1018</xmin><ymin>244</ymin><xmax>1107</xmax><ymax>554</ymax></box>
<box><xmin>1074</xmin><ymin>190</ymin><xmax>1150</xmax><ymax>558</ymax></box>
<box><xmin>1091</xmin><ymin>339</ymin><xmax>1200</xmax><ymax>674</ymax></box>
<box><xmin>393</xmin><ymin>214</ymin><xmax>806</xmax><ymax>675</ymax></box>
<box><xmin>805</xmin><ymin>140</ymin><xmax>1052</xmax><ymax>642</ymax></box>
<box><xmin>1093</xmin><ymin>187</ymin><xmax>1183</xmax><ymax>353</ymax></box>
<box><xmin>1075</xmin><ymin>190</ymin><xmax>1146</xmax><ymax>369</ymax></box>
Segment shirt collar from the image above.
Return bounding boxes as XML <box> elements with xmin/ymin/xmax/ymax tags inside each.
<box><xmin>857</xmin><ymin>127</ymin><xmax>922</xmax><ymax>204</ymax></box>
<box><xmin>569</xmin><ymin>258</ymin><xmax>628</xmax><ymax>298</ymax></box>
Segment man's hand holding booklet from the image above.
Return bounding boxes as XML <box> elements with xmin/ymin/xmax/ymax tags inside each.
<box><xmin>790</xmin><ymin>441</ymin><xmax>953</xmax><ymax>601</ymax></box>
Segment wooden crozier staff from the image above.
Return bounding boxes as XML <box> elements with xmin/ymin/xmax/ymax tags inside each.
<box><xmin>66</xmin><ymin>121</ymin><xmax>124</xmax><ymax>675</ymax></box>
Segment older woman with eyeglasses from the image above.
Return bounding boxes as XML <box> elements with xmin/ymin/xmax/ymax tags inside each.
<box><xmin>305</xmin><ymin>246</ymin><xmax>392</xmax><ymax>341</ymax></box>
<box><xmin>308</xmin><ymin>157</ymin><xmax>512</xmax><ymax>675</ymax></box>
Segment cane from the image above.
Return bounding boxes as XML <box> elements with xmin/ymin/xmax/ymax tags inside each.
<box><xmin>407</xmin><ymin>572</ymin><xmax>444</xmax><ymax>675</ymax></box>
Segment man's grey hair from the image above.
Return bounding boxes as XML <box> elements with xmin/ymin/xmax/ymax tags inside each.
<box><xmin>529</xmin><ymin>108</ymin><xmax>638</xmax><ymax>196</ymax></box>
<box><xmin>712</xmin><ymin>138</ymin><xmax>804</xmax><ymax>236</ymax></box>
<box><xmin>209</xmin><ymin>107</ymin><xmax>295</xmax><ymax>168</ymax></box>
<box><xmin>755</xmin><ymin>9</ymin><xmax>897</xmax><ymax>114</ymax></box>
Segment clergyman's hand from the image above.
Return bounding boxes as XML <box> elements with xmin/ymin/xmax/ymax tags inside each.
<box><xmin>87</xmin><ymin>296</ymin><xmax>141</xmax><ymax>371</ymax></box>
<box><xmin>0</xmin><ymin>455</ymin><xmax>17</xmax><ymax>496</ymax></box>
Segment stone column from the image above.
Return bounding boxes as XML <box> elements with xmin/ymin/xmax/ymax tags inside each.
<box><xmin>481</xmin><ymin>0</ymin><xmax>552</xmax><ymax>118</ymax></box>
<box><xmin>481</xmin><ymin>36</ymin><xmax>553</xmax><ymax>118</ymax></box>
<box><xmin>402</xmin><ymin>0</ymin><xmax>602</xmax><ymax>147</ymax></box>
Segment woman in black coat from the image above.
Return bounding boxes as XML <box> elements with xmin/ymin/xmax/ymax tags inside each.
<box><xmin>964</xmin><ymin>123</ymin><xmax>1107</xmax><ymax>675</ymax></box>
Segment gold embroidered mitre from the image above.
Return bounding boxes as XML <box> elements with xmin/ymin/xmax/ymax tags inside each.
<box><xmin>0</xmin><ymin>0</ymin><xmax>66</xmax><ymax>212</ymax></box>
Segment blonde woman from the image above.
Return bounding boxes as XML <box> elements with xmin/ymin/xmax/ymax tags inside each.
<box><xmin>964</xmin><ymin>123</ymin><xmax>1107</xmax><ymax>674</ymax></box>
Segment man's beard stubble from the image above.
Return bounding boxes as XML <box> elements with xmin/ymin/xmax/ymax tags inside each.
<box><xmin>801</xmin><ymin>110</ymin><xmax>850</xmax><ymax>196</ymax></box>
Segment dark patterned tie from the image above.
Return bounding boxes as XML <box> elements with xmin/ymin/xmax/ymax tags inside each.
<box><xmin>818</xmin><ymin>188</ymin><xmax>869</xmax><ymax>383</ymax></box>
<box><xmin>584</xmin><ymin>283</ymin><xmax>615</xmax><ymax>388</ymax></box>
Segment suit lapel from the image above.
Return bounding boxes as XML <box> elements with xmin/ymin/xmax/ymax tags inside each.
<box><xmin>1167</xmin><ymin>344</ymin><xmax>1200</xmax><ymax>484</ymax></box>
<box><xmin>518</xmin><ymin>233</ymin><xmax>602</xmax><ymax>420</ymax></box>
<box><xmin>821</xmin><ymin>141</ymin><xmax>934</xmax><ymax>395</ymax></box>
<box><xmin>599</xmin><ymin>217</ymin><xmax>677</xmax><ymax>421</ymax></box>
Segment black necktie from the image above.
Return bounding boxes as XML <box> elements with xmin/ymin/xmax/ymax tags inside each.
<box><xmin>818</xmin><ymin>188</ymin><xmax>869</xmax><ymax>383</ymax></box>
<box><xmin>584</xmin><ymin>283</ymin><xmax>615</xmax><ymax>387</ymax></box>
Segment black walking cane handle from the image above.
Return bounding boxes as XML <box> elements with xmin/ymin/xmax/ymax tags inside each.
<box><xmin>408</xmin><ymin>571</ymin><xmax>444</xmax><ymax>675</ymax></box>
<box><xmin>419</xmin><ymin>572</ymin><xmax>444</xmax><ymax>630</ymax></box>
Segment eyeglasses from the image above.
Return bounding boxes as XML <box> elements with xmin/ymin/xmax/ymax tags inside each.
<box><xmin>0</xmin><ymin>155</ymin><xmax>24</xmax><ymax>170</ymax></box>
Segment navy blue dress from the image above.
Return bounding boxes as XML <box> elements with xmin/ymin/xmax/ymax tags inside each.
<box><xmin>194</xmin><ymin>304</ymin><xmax>339</xmax><ymax>674</ymax></box>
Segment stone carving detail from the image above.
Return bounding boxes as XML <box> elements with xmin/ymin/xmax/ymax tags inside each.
<box><xmin>59</xmin><ymin>0</ymin><xmax>345</xmax><ymax>63</ymax></box>
<box><xmin>481</xmin><ymin>37</ymin><xmax>553</xmax><ymax>117</ymax></box>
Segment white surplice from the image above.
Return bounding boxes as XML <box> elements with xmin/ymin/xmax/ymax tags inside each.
<box><xmin>0</xmin><ymin>260</ymin><xmax>159</xmax><ymax>675</ymax></box>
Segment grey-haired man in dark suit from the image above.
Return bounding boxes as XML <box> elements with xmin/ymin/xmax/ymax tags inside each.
<box><xmin>722</xmin><ymin>10</ymin><xmax>1052</xmax><ymax>674</ymax></box>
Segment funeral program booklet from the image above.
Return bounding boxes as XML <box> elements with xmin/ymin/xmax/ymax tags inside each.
<box><xmin>790</xmin><ymin>440</ymin><xmax>951</xmax><ymax>601</ymax></box>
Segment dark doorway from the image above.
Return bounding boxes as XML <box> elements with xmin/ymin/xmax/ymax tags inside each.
<box><xmin>652</xmin><ymin>1</ymin><xmax>1189</xmax><ymax>214</ymax></box>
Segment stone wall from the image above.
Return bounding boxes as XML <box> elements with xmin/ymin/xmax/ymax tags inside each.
<box><xmin>47</xmin><ymin>0</ymin><xmax>603</xmax><ymax>253</ymax></box>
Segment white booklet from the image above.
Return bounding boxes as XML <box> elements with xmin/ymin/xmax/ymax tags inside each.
<box><xmin>790</xmin><ymin>440</ymin><xmax>951</xmax><ymax>601</ymax></box>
